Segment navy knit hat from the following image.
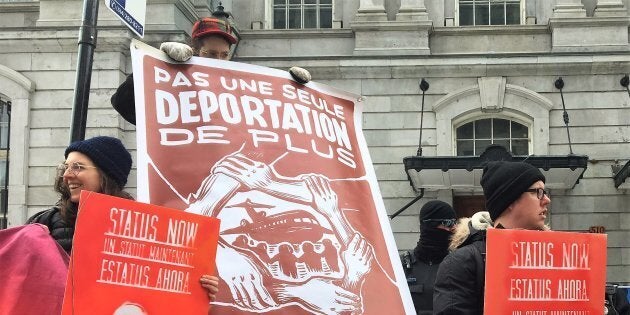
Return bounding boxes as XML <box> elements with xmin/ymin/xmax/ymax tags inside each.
<box><xmin>480</xmin><ymin>161</ymin><xmax>545</xmax><ymax>222</ymax></box>
<box><xmin>65</xmin><ymin>136</ymin><xmax>132</xmax><ymax>187</ymax></box>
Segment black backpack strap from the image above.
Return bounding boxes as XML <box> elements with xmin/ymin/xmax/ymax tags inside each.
<box><xmin>468</xmin><ymin>239</ymin><xmax>487</xmax><ymax>313</ymax></box>
<box><xmin>473</xmin><ymin>241</ymin><xmax>486</xmax><ymax>293</ymax></box>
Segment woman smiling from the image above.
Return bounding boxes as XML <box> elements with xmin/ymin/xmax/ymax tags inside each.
<box><xmin>27</xmin><ymin>136</ymin><xmax>133</xmax><ymax>253</ymax></box>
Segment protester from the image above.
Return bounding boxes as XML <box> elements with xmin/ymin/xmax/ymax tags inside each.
<box><xmin>110</xmin><ymin>17</ymin><xmax>311</xmax><ymax>125</ymax></box>
<box><xmin>402</xmin><ymin>200</ymin><xmax>456</xmax><ymax>314</ymax></box>
<box><xmin>27</xmin><ymin>136</ymin><xmax>134</xmax><ymax>253</ymax></box>
<box><xmin>433</xmin><ymin>161</ymin><xmax>550</xmax><ymax>314</ymax></box>
<box><xmin>26</xmin><ymin>136</ymin><xmax>219</xmax><ymax>302</ymax></box>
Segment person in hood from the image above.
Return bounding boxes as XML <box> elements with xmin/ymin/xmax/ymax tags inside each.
<box><xmin>402</xmin><ymin>200</ymin><xmax>456</xmax><ymax>314</ymax></box>
<box><xmin>433</xmin><ymin>161</ymin><xmax>550</xmax><ymax>314</ymax></box>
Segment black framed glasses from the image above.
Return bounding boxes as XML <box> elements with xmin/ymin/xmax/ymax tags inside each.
<box><xmin>57</xmin><ymin>162</ymin><xmax>98</xmax><ymax>176</ymax></box>
<box><xmin>421</xmin><ymin>218</ymin><xmax>457</xmax><ymax>228</ymax></box>
<box><xmin>526</xmin><ymin>188</ymin><xmax>549</xmax><ymax>200</ymax></box>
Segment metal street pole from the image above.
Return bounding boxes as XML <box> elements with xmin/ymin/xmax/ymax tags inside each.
<box><xmin>70</xmin><ymin>0</ymin><xmax>99</xmax><ymax>143</ymax></box>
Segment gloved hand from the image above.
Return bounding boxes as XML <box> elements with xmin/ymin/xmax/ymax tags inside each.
<box><xmin>159</xmin><ymin>42</ymin><xmax>193</xmax><ymax>62</ymax></box>
<box><xmin>289</xmin><ymin>66</ymin><xmax>311</xmax><ymax>84</ymax></box>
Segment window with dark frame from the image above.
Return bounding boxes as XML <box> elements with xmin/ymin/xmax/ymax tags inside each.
<box><xmin>459</xmin><ymin>0</ymin><xmax>521</xmax><ymax>26</ymax></box>
<box><xmin>455</xmin><ymin>118</ymin><xmax>529</xmax><ymax>156</ymax></box>
<box><xmin>273</xmin><ymin>0</ymin><xmax>333</xmax><ymax>29</ymax></box>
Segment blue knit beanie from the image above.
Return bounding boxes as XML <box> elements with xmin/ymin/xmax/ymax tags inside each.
<box><xmin>65</xmin><ymin>136</ymin><xmax>132</xmax><ymax>187</ymax></box>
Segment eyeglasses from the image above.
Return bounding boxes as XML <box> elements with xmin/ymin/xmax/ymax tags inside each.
<box><xmin>421</xmin><ymin>218</ymin><xmax>457</xmax><ymax>228</ymax></box>
<box><xmin>526</xmin><ymin>188</ymin><xmax>549</xmax><ymax>200</ymax></box>
<box><xmin>57</xmin><ymin>162</ymin><xmax>98</xmax><ymax>176</ymax></box>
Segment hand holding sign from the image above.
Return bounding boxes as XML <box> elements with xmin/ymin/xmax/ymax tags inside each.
<box><xmin>199</xmin><ymin>275</ymin><xmax>219</xmax><ymax>301</ymax></box>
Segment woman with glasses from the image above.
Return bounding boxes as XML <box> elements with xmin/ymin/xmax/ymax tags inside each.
<box><xmin>26</xmin><ymin>136</ymin><xmax>220</xmax><ymax>302</ymax></box>
<box><xmin>403</xmin><ymin>200</ymin><xmax>457</xmax><ymax>314</ymax></box>
<box><xmin>27</xmin><ymin>136</ymin><xmax>134</xmax><ymax>253</ymax></box>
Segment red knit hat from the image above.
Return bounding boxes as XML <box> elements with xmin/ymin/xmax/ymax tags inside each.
<box><xmin>192</xmin><ymin>17</ymin><xmax>238</xmax><ymax>44</ymax></box>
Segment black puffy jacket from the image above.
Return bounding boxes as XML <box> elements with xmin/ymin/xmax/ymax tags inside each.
<box><xmin>433</xmin><ymin>228</ymin><xmax>486</xmax><ymax>315</ymax></box>
<box><xmin>27</xmin><ymin>206</ymin><xmax>74</xmax><ymax>253</ymax></box>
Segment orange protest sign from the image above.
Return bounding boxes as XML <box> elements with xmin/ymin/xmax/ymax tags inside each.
<box><xmin>61</xmin><ymin>191</ymin><xmax>220</xmax><ymax>314</ymax></box>
<box><xmin>485</xmin><ymin>229</ymin><xmax>607</xmax><ymax>314</ymax></box>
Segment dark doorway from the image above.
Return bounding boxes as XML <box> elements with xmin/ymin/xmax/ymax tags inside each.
<box><xmin>452</xmin><ymin>195</ymin><xmax>485</xmax><ymax>219</ymax></box>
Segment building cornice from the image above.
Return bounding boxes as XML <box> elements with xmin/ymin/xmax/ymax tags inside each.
<box><xmin>0</xmin><ymin>1</ymin><xmax>39</xmax><ymax>13</ymax></box>
<box><xmin>239</xmin><ymin>28</ymin><xmax>354</xmax><ymax>39</ymax></box>
<box><xmin>433</xmin><ymin>25</ymin><xmax>549</xmax><ymax>36</ymax></box>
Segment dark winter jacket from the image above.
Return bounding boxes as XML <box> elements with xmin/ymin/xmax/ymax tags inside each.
<box><xmin>27</xmin><ymin>206</ymin><xmax>74</xmax><ymax>253</ymax></box>
<box><xmin>110</xmin><ymin>73</ymin><xmax>137</xmax><ymax>125</ymax></box>
<box><xmin>607</xmin><ymin>285</ymin><xmax>630</xmax><ymax>315</ymax></box>
<box><xmin>433</xmin><ymin>217</ymin><xmax>488</xmax><ymax>315</ymax></box>
<box><xmin>405</xmin><ymin>254</ymin><xmax>441</xmax><ymax>315</ymax></box>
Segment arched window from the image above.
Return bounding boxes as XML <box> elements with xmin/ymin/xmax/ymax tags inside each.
<box><xmin>455</xmin><ymin>118</ymin><xmax>529</xmax><ymax>156</ymax></box>
<box><xmin>0</xmin><ymin>97</ymin><xmax>10</xmax><ymax>229</ymax></box>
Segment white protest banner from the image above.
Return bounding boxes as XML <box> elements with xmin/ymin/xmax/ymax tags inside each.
<box><xmin>131</xmin><ymin>39</ymin><xmax>415</xmax><ymax>314</ymax></box>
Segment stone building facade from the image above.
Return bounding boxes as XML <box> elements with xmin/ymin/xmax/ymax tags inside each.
<box><xmin>0</xmin><ymin>0</ymin><xmax>629</xmax><ymax>282</ymax></box>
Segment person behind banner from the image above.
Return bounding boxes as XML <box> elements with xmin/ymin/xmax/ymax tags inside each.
<box><xmin>110</xmin><ymin>17</ymin><xmax>311</xmax><ymax>125</ymax></box>
<box><xmin>401</xmin><ymin>200</ymin><xmax>456</xmax><ymax>314</ymax></box>
<box><xmin>433</xmin><ymin>161</ymin><xmax>550</xmax><ymax>314</ymax></box>
<box><xmin>25</xmin><ymin>136</ymin><xmax>220</xmax><ymax>302</ymax></box>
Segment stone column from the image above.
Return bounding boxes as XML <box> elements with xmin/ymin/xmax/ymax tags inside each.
<box><xmin>351</xmin><ymin>0</ymin><xmax>432</xmax><ymax>56</ymax></box>
<box><xmin>396</xmin><ymin>0</ymin><xmax>429</xmax><ymax>21</ymax></box>
<box><xmin>37</xmin><ymin>0</ymin><xmax>85</xmax><ymax>26</ymax></box>
<box><xmin>552</xmin><ymin>0</ymin><xmax>587</xmax><ymax>18</ymax></box>
<box><xmin>354</xmin><ymin>0</ymin><xmax>387</xmax><ymax>22</ymax></box>
<box><xmin>525</xmin><ymin>0</ymin><xmax>537</xmax><ymax>24</ymax></box>
<box><xmin>550</xmin><ymin>0</ymin><xmax>629</xmax><ymax>52</ymax></box>
<box><xmin>594</xmin><ymin>0</ymin><xmax>628</xmax><ymax>17</ymax></box>
<box><xmin>444</xmin><ymin>0</ymin><xmax>455</xmax><ymax>26</ymax></box>
<box><xmin>193</xmin><ymin>0</ymin><xmax>212</xmax><ymax>18</ymax></box>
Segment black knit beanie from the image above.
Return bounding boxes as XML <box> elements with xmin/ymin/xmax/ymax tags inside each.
<box><xmin>65</xmin><ymin>136</ymin><xmax>132</xmax><ymax>187</ymax></box>
<box><xmin>420</xmin><ymin>200</ymin><xmax>456</xmax><ymax>225</ymax></box>
<box><xmin>480</xmin><ymin>161</ymin><xmax>545</xmax><ymax>222</ymax></box>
